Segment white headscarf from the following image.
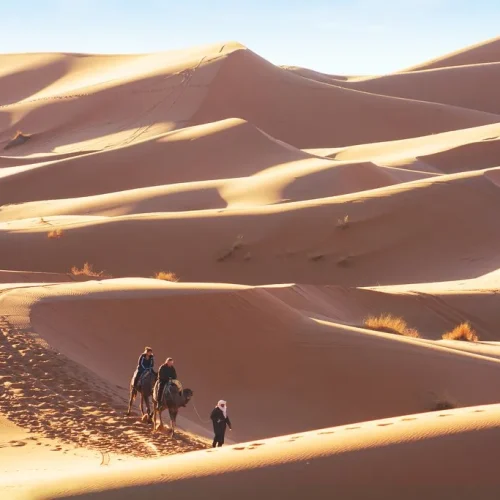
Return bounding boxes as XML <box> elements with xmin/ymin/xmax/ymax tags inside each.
<box><xmin>217</xmin><ymin>400</ymin><xmax>227</xmax><ymax>418</ymax></box>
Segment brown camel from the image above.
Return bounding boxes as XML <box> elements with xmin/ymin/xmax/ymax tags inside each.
<box><xmin>153</xmin><ymin>383</ymin><xmax>193</xmax><ymax>437</ymax></box>
<box><xmin>126</xmin><ymin>369</ymin><xmax>156</xmax><ymax>422</ymax></box>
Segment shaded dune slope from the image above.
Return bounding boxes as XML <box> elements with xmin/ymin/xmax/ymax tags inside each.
<box><xmin>191</xmin><ymin>48</ymin><xmax>499</xmax><ymax>148</ymax></box>
<box><xmin>335</xmin><ymin>63</ymin><xmax>500</xmax><ymax>114</ymax></box>
<box><xmin>2</xmin><ymin>280</ymin><xmax>500</xmax><ymax>445</ymax></box>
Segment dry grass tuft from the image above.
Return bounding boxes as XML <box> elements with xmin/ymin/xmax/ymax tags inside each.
<box><xmin>309</xmin><ymin>252</ymin><xmax>324</xmax><ymax>261</ymax></box>
<box><xmin>442</xmin><ymin>322</ymin><xmax>479</xmax><ymax>342</ymax></box>
<box><xmin>337</xmin><ymin>255</ymin><xmax>352</xmax><ymax>267</ymax></box>
<box><xmin>364</xmin><ymin>314</ymin><xmax>420</xmax><ymax>338</ymax></box>
<box><xmin>217</xmin><ymin>235</ymin><xmax>244</xmax><ymax>262</ymax></box>
<box><xmin>153</xmin><ymin>271</ymin><xmax>179</xmax><ymax>282</ymax></box>
<box><xmin>337</xmin><ymin>215</ymin><xmax>349</xmax><ymax>229</ymax></box>
<box><xmin>71</xmin><ymin>262</ymin><xmax>110</xmax><ymax>278</ymax></box>
<box><xmin>47</xmin><ymin>229</ymin><xmax>63</xmax><ymax>239</ymax></box>
<box><xmin>430</xmin><ymin>400</ymin><xmax>457</xmax><ymax>411</ymax></box>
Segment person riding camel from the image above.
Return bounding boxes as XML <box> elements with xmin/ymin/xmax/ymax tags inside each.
<box><xmin>133</xmin><ymin>347</ymin><xmax>155</xmax><ymax>389</ymax></box>
<box><xmin>157</xmin><ymin>357</ymin><xmax>179</xmax><ymax>399</ymax></box>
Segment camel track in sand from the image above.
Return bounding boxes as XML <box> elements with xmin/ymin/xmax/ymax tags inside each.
<box><xmin>0</xmin><ymin>316</ymin><xmax>208</xmax><ymax>458</ymax></box>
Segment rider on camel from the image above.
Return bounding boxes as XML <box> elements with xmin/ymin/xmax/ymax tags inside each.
<box><xmin>157</xmin><ymin>357</ymin><xmax>178</xmax><ymax>399</ymax></box>
<box><xmin>133</xmin><ymin>346</ymin><xmax>155</xmax><ymax>389</ymax></box>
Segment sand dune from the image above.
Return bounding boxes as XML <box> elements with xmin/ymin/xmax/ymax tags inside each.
<box><xmin>0</xmin><ymin>155</ymin><xmax>431</xmax><ymax>219</ymax></box>
<box><xmin>1</xmin><ymin>43</ymin><xmax>498</xmax><ymax>157</ymax></box>
<box><xmin>2</xmin><ymin>279</ymin><xmax>500</xmax><ymax>447</ymax></box>
<box><xmin>310</xmin><ymin>122</ymin><xmax>500</xmax><ymax>173</ymax></box>
<box><xmin>334</xmin><ymin>63</ymin><xmax>500</xmax><ymax>114</ymax></box>
<box><xmin>1</xmin><ymin>166</ymin><xmax>500</xmax><ymax>285</ymax></box>
<box><xmin>19</xmin><ymin>404</ymin><xmax>500</xmax><ymax>500</ymax></box>
<box><xmin>0</xmin><ymin>116</ymin><xmax>434</xmax><ymax>213</ymax></box>
<box><xmin>191</xmin><ymin>47</ymin><xmax>499</xmax><ymax>148</ymax></box>
<box><xmin>403</xmin><ymin>35</ymin><xmax>500</xmax><ymax>71</ymax></box>
<box><xmin>0</xmin><ymin>118</ymin><xmax>313</xmax><ymax>205</ymax></box>
<box><xmin>2</xmin><ymin>35</ymin><xmax>500</xmax><ymax>498</ymax></box>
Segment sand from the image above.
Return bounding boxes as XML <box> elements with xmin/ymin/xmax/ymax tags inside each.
<box><xmin>19</xmin><ymin>404</ymin><xmax>500</xmax><ymax>500</ymax></box>
<box><xmin>2</xmin><ymin>35</ymin><xmax>500</xmax><ymax>498</ymax></box>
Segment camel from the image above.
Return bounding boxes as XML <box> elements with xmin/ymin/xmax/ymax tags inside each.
<box><xmin>126</xmin><ymin>369</ymin><xmax>156</xmax><ymax>422</ymax></box>
<box><xmin>152</xmin><ymin>382</ymin><xmax>193</xmax><ymax>437</ymax></box>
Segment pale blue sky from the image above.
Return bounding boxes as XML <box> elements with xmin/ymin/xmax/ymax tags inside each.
<box><xmin>1</xmin><ymin>0</ymin><xmax>499</xmax><ymax>74</ymax></box>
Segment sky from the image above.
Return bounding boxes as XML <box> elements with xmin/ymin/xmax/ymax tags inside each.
<box><xmin>1</xmin><ymin>0</ymin><xmax>499</xmax><ymax>74</ymax></box>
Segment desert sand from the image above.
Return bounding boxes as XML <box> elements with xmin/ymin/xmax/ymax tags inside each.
<box><xmin>2</xmin><ymin>36</ymin><xmax>500</xmax><ymax>498</ymax></box>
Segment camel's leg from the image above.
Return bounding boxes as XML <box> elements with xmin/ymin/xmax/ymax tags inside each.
<box><xmin>140</xmin><ymin>393</ymin><xmax>145</xmax><ymax>416</ymax></box>
<box><xmin>152</xmin><ymin>403</ymin><xmax>157</xmax><ymax>432</ymax></box>
<box><xmin>145</xmin><ymin>396</ymin><xmax>152</xmax><ymax>422</ymax></box>
<box><xmin>169</xmin><ymin>409</ymin><xmax>177</xmax><ymax>438</ymax></box>
<box><xmin>126</xmin><ymin>387</ymin><xmax>136</xmax><ymax>416</ymax></box>
<box><xmin>158</xmin><ymin>408</ymin><xmax>165</xmax><ymax>432</ymax></box>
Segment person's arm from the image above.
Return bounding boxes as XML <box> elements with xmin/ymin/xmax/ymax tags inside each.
<box><xmin>172</xmin><ymin>367</ymin><xmax>178</xmax><ymax>379</ymax></box>
<box><xmin>226</xmin><ymin>416</ymin><xmax>232</xmax><ymax>430</ymax></box>
<box><xmin>150</xmin><ymin>355</ymin><xmax>154</xmax><ymax>369</ymax></box>
<box><xmin>139</xmin><ymin>354</ymin><xmax>146</xmax><ymax>369</ymax></box>
<box><xmin>210</xmin><ymin>408</ymin><xmax>217</xmax><ymax>421</ymax></box>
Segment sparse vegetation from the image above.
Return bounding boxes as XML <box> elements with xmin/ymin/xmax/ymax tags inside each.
<box><xmin>4</xmin><ymin>130</ymin><xmax>31</xmax><ymax>150</ymax></box>
<box><xmin>364</xmin><ymin>314</ymin><xmax>420</xmax><ymax>338</ymax></box>
<box><xmin>430</xmin><ymin>400</ymin><xmax>457</xmax><ymax>411</ymax></box>
<box><xmin>309</xmin><ymin>252</ymin><xmax>324</xmax><ymax>261</ymax></box>
<box><xmin>442</xmin><ymin>322</ymin><xmax>479</xmax><ymax>342</ymax></box>
<box><xmin>47</xmin><ymin>229</ymin><xmax>63</xmax><ymax>239</ymax></box>
<box><xmin>217</xmin><ymin>235</ymin><xmax>244</xmax><ymax>262</ymax></box>
<box><xmin>337</xmin><ymin>255</ymin><xmax>352</xmax><ymax>267</ymax></box>
<box><xmin>70</xmin><ymin>262</ymin><xmax>110</xmax><ymax>278</ymax></box>
<box><xmin>153</xmin><ymin>271</ymin><xmax>179</xmax><ymax>282</ymax></box>
<box><xmin>337</xmin><ymin>215</ymin><xmax>349</xmax><ymax>229</ymax></box>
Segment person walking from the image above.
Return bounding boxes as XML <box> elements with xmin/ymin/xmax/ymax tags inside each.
<box><xmin>210</xmin><ymin>400</ymin><xmax>231</xmax><ymax>448</ymax></box>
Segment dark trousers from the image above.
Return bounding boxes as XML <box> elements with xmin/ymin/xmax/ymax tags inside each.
<box><xmin>158</xmin><ymin>380</ymin><xmax>168</xmax><ymax>399</ymax></box>
<box><xmin>133</xmin><ymin>369</ymin><xmax>143</xmax><ymax>388</ymax></box>
<box><xmin>212</xmin><ymin>430</ymin><xmax>225</xmax><ymax>447</ymax></box>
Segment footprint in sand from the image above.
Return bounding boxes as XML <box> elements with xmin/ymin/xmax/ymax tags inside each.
<box><xmin>377</xmin><ymin>423</ymin><xmax>393</xmax><ymax>427</ymax></box>
<box><xmin>9</xmin><ymin>440</ymin><xmax>27</xmax><ymax>447</ymax></box>
<box><xmin>318</xmin><ymin>431</ymin><xmax>334</xmax><ymax>435</ymax></box>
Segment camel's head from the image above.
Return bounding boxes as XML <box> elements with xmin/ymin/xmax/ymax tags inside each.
<box><xmin>183</xmin><ymin>388</ymin><xmax>193</xmax><ymax>404</ymax></box>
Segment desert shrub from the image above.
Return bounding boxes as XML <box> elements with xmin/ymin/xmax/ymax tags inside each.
<box><xmin>47</xmin><ymin>229</ymin><xmax>63</xmax><ymax>239</ymax></box>
<box><xmin>364</xmin><ymin>314</ymin><xmax>420</xmax><ymax>338</ymax></box>
<box><xmin>442</xmin><ymin>322</ymin><xmax>479</xmax><ymax>342</ymax></box>
<box><xmin>71</xmin><ymin>262</ymin><xmax>110</xmax><ymax>278</ymax></box>
<box><xmin>153</xmin><ymin>271</ymin><xmax>179</xmax><ymax>282</ymax></box>
<box><xmin>430</xmin><ymin>400</ymin><xmax>457</xmax><ymax>411</ymax></box>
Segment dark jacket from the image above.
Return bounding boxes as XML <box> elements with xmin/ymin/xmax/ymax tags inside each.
<box><xmin>137</xmin><ymin>353</ymin><xmax>154</xmax><ymax>372</ymax></box>
<box><xmin>210</xmin><ymin>407</ymin><xmax>231</xmax><ymax>433</ymax></box>
<box><xmin>158</xmin><ymin>363</ymin><xmax>177</xmax><ymax>382</ymax></box>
